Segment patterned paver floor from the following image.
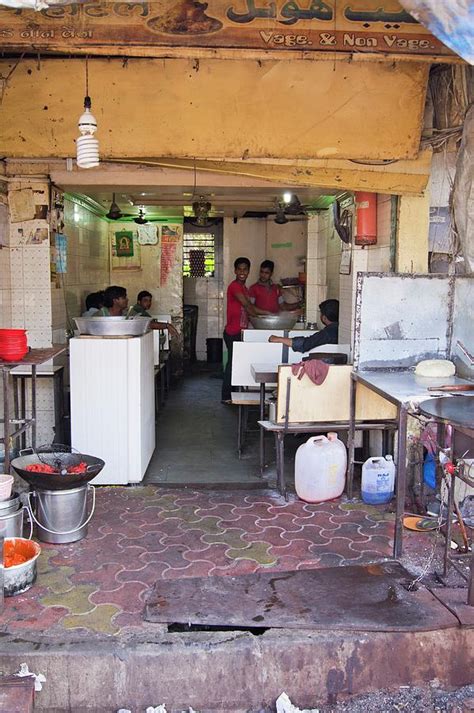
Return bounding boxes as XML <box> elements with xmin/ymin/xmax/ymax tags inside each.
<box><xmin>1</xmin><ymin>486</ymin><xmax>396</xmax><ymax>641</ymax></box>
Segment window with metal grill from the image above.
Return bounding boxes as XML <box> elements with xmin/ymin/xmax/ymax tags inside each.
<box><xmin>183</xmin><ymin>232</ymin><xmax>215</xmax><ymax>277</ymax></box>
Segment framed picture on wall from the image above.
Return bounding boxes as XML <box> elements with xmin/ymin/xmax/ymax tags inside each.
<box><xmin>115</xmin><ymin>230</ymin><xmax>134</xmax><ymax>257</ymax></box>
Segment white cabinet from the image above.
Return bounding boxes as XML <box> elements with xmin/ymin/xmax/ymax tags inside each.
<box><xmin>70</xmin><ymin>333</ymin><xmax>155</xmax><ymax>485</ymax></box>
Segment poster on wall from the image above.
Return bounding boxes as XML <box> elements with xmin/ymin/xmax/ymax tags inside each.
<box><xmin>429</xmin><ymin>206</ymin><xmax>452</xmax><ymax>253</ymax></box>
<box><xmin>55</xmin><ymin>233</ymin><xmax>67</xmax><ymax>273</ymax></box>
<box><xmin>160</xmin><ymin>224</ymin><xmax>182</xmax><ymax>286</ymax></box>
<box><xmin>339</xmin><ymin>242</ymin><xmax>352</xmax><ymax>275</ymax></box>
<box><xmin>50</xmin><ymin>185</ymin><xmax>64</xmax><ymax>233</ymax></box>
<box><xmin>111</xmin><ymin>230</ymin><xmax>141</xmax><ymax>270</ymax></box>
<box><xmin>115</xmin><ymin>230</ymin><xmax>134</xmax><ymax>257</ymax></box>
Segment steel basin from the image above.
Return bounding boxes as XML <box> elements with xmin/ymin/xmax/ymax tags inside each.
<box><xmin>74</xmin><ymin>316</ymin><xmax>152</xmax><ymax>337</ymax></box>
<box><xmin>249</xmin><ymin>314</ymin><xmax>299</xmax><ymax>330</ymax></box>
<box><xmin>4</xmin><ymin>537</ymin><xmax>41</xmax><ymax>597</ymax></box>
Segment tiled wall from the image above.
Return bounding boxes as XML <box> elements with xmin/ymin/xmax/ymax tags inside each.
<box><xmin>310</xmin><ymin>195</ymin><xmax>393</xmax><ymax>350</ymax></box>
<box><xmin>57</xmin><ymin>203</ymin><xmax>184</xmax><ymax>333</ymax></box>
<box><xmin>52</xmin><ymin>198</ymin><xmax>110</xmax><ymax>339</ymax></box>
<box><xmin>306</xmin><ymin>213</ymin><xmax>327</xmax><ymax>324</ymax></box>
<box><xmin>339</xmin><ymin>194</ymin><xmax>393</xmax><ymax>348</ymax></box>
<box><xmin>108</xmin><ymin>219</ymin><xmax>183</xmax><ymax>323</ymax></box>
<box><xmin>6</xmin><ymin>179</ymin><xmax>52</xmax><ymax>348</ymax></box>
<box><xmin>0</xmin><ymin>201</ymin><xmax>12</xmax><ymax>328</ymax></box>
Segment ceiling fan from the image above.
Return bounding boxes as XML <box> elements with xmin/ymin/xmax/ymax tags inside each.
<box><xmin>273</xmin><ymin>195</ymin><xmax>309</xmax><ymax>225</ymax></box>
<box><xmin>133</xmin><ymin>208</ymin><xmax>163</xmax><ymax>225</ymax></box>
<box><xmin>105</xmin><ymin>193</ymin><xmax>135</xmax><ymax>221</ymax></box>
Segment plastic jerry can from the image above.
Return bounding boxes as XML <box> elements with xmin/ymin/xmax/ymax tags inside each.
<box><xmin>361</xmin><ymin>456</ymin><xmax>396</xmax><ymax>505</ymax></box>
<box><xmin>295</xmin><ymin>432</ymin><xmax>347</xmax><ymax>503</ymax></box>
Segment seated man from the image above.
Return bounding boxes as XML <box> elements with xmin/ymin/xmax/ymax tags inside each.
<box><xmin>131</xmin><ymin>289</ymin><xmax>178</xmax><ymax>339</ymax></box>
<box><xmin>82</xmin><ymin>290</ymin><xmax>105</xmax><ymax>317</ymax></box>
<box><xmin>249</xmin><ymin>260</ymin><xmax>301</xmax><ymax>314</ymax></box>
<box><xmin>99</xmin><ymin>285</ymin><xmax>128</xmax><ymax>316</ymax></box>
<box><xmin>131</xmin><ymin>290</ymin><xmax>153</xmax><ymax>317</ymax></box>
<box><xmin>269</xmin><ymin>299</ymin><xmax>339</xmax><ymax>352</ymax></box>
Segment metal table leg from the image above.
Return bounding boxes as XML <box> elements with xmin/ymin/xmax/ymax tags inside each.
<box><xmin>160</xmin><ymin>364</ymin><xmax>166</xmax><ymax>408</ymax></box>
<box><xmin>165</xmin><ymin>356</ymin><xmax>171</xmax><ymax>395</ymax></box>
<box><xmin>31</xmin><ymin>365</ymin><xmax>37</xmax><ymax>449</ymax></box>
<box><xmin>259</xmin><ymin>382</ymin><xmax>265</xmax><ymax>475</ymax></box>
<box><xmin>468</xmin><ymin>548</ymin><xmax>474</xmax><ymax>607</ymax></box>
<box><xmin>20</xmin><ymin>377</ymin><xmax>26</xmax><ymax>449</ymax></box>
<box><xmin>2</xmin><ymin>368</ymin><xmax>10</xmax><ymax>473</ymax></box>
<box><xmin>237</xmin><ymin>405</ymin><xmax>243</xmax><ymax>458</ymax></box>
<box><xmin>394</xmin><ymin>405</ymin><xmax>408</xmax><ymax>559</ymax></box>
<box><xmin>52</xmin><ymin>368</ymin><xmax>65</xmax><ymax>444</ymax></box>
<box><xmin>276</xmin><ymin>431</ymin><xmax>286</xmax><ymax>498</ymax></box>
<box><xmin>347</xmin><ymin>373</ymin><xmax>357</xmax><ymax>498</ymax></box>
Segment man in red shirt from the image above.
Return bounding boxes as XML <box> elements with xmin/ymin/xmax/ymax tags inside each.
<box><xmin>249</xmin><ymin>260</ymin><xmax>300</xmax><ymax>313</ymax></box>
<box><xmin>221</xmin><ymin>257</ymin><xmax>271</xmax><ymax>403</ymax></box>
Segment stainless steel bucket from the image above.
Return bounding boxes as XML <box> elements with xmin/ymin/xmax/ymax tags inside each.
<box><xmin>29</xmin><ymin>485</ymin><xmax>95</xmax><ymax>544</ymax></box>
<box><xmin>0</xmin><ymin>507</ymin><xmax>24</xmax><ymax>538</ymax></box>
<box><xmin>0</xmin><ymin>492</ymin><xmax>26</xmax><ymax>539</ymax></box>
<box><xmin>0</xmin><ymin>492</ymin><xmax>21</xmax><ymax>517</ymax></box>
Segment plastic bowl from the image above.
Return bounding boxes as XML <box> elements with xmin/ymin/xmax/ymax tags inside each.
<box><xmin>0</xmin><ymin>474</ymin><xmax>14</xmax><ymax>501</ymax></box>
<box><xmin>3</xmin><ymin>537</ymin><xmax>41</xmax><ymax>597</ymax></box>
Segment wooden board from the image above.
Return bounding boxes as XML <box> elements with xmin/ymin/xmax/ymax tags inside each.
<box><xmin>276</xmin><ymin>364</ymin><xmax>397</xmax><ymax>424</ymax></box>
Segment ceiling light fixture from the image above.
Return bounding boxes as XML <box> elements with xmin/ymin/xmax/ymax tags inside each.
<box><xmin>283</xmin><ymin>191</ymin><xmax>293</xmax><ymax>204</ymax></box>
<box><xmin>76</xmin><ymin>57</ymin><xmax>100</xmax><ymax>169</ymax></box>
<box><xmin>192</xmin><ymin>196</ymin><xmax>212</xmax><ymax>227</ymax></box>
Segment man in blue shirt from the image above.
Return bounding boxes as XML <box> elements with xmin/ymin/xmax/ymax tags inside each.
<box><xmin>269</xmin><ymin>299</ymin><xmax>339</xmax><ymax>352</ymax></box>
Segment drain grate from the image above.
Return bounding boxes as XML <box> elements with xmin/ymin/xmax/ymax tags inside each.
<box><xmin>167</xmin><ymin>623</ymin><xmax>269</xmax><ymax>635</ymax></box>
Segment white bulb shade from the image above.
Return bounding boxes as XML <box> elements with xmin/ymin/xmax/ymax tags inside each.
<box><xmin>76</xmin><ymin>135</ymin><xmax>99</xmax><ymax>168</ymax></box>
<box><xmin>78</xmin><ymin>107</ymin><xmax>98</xmax><ymax>136</ymax></box>
<box><xmin>283</xmin><ymin>192</ymin><xmax>292</xmax><ymax>204</ymax></box>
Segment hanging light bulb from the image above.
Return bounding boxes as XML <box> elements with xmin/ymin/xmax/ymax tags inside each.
<box><xmin>76</xmin><ymin>58</ymin><xmax>99</xmax><ymax>169</ymax></box>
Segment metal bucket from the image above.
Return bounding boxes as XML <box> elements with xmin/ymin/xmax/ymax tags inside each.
<box><xmin>28</xmin><ymin>484</ymin><xmax>95</xmax><ymax>544</ymax></box>
<box><xmin>0</xmin><ymin>492</ymin><xmax>21</xmax><ymax>517</ymax></box>
<box><xmin>0</xmin><ymin>507</ymin><xmax>24</xmax><ymax>538</ymax></box>
<box><xmin>0</xmin><ymin>492</ymin><xmax>29</xmax><ymax>539</ymax></box>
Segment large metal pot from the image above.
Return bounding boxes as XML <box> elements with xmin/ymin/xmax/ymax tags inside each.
<box><xmin>74</xmin><ymin>316</ymin><xmax>151</xmax><ymax>336</ymax></box>
<box><xmin>249</xmin><ymin>313</ymin><xmax>299</xmax><ymax>330</ymax></box>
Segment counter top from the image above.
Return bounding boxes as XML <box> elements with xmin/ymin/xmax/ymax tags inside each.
<box><xmin>354</xmin><ymin>370</ymin><xmax>474</xmax><ymax>407</ymax></box>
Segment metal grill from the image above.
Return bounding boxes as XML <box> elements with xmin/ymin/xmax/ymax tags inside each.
<box><xmin>183</xmin><ymin>233</ymin><xmax>215</xmax><ymax>277</ymax></box>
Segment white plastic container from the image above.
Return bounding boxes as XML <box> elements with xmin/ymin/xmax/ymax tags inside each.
<box><xmin>0</xmin><ymin>475</ymin><xmax>14</xmax><ymax>501</ymax></box>
<box><xmin>361</xmin><ymin>456</ymin><xmax>396</xmax><ymax>505</ymax></box>
<box><xmin>295</xmin><ymin>432</ymin><xmax>347</xmax><ymax>503</ymax></box>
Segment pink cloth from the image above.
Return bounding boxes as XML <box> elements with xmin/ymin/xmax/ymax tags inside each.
<box><xmin>291</xmin><ymin>359</ymin><xmax>329</xmax><ymax>386</ymax></box>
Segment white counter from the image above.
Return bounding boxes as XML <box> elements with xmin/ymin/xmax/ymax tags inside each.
<box><xmin>70</xmin><ymin>332</ymin><xmax>155</xmax><ymax>485</ymax></box>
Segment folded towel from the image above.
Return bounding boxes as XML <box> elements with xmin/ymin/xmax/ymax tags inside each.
<box><xmin>291</xmin><ymin>359</ymin><xmax>329</xmax><ymax>385</ymax></box>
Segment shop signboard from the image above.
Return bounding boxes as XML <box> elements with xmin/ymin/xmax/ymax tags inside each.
<box><xmin>0</xmin><ymin>0</ymin><xmax>455</xmax><ymax>58</ymax></box>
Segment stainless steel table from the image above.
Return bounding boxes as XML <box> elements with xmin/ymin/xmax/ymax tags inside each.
<box><xmin>418</xmin><ymin>395</ymin><xmax>474</xmax><ymax>605</ymax></box>
<box><xmin>0</xmin><ymin>346</ymin><xmax>66</xmax><ymax>473</ymax></box>
<box><xmin>348</xmin><ymin>371</ymin><xmax>474</xmax><ymax>559</ymax></box>
<box><xmin>250</xmin><ymin>363</ymin><xmax>279</xmax><ymax>474</ymax></box>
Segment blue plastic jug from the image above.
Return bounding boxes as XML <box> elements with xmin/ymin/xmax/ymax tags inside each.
<box><xmin>361</xmin><ymin>456</ymin><xmax>396</xmax><ymax>505</ymax></box>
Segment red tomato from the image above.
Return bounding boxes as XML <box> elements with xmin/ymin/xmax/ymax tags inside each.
<box><xmin>445</xmin><ymin>462</ymin><xmax>456</xmax><ymax>475</ymax></box>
